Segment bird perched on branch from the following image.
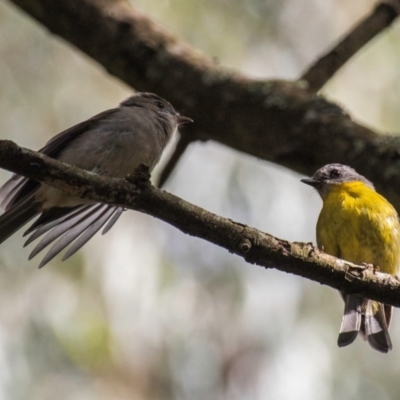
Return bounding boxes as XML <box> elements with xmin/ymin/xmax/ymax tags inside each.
<box><xmin>301</xmin><ymin>163</ymin><xmax>400</xmax><ymax>353</ymax></box>
<box><xmin>0</xmin><ymin>92</ymin><xmax>192</xmax><ymax>268</ymax></box>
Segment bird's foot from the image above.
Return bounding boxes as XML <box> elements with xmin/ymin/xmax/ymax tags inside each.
<box><xmin>361</xmin><ymin>262</ymin><xmax>379</xmax><ymax>273</ymax></box>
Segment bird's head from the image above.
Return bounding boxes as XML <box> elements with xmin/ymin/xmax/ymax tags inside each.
<box><xmin>301</xmin><ymin>163</ymin><xmax>374</xmax><ymax>199</ymax></box>
<box><xmin>120</xmin><ymin>92</ymin><xmax>192</xmax><ymax>133</ymax></box>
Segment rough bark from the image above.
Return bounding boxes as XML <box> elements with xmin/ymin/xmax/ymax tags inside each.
<box><xmin>1</xmin><ymin>139</ymin><xmax>400</xmax><ymax>307</ymax></box>
<box><xmin>6</xmin><ymin>0</ymin><xmax>400</xmax><ymax>210</ymax></box>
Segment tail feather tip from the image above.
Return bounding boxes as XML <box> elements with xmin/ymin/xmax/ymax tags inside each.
<box><xmin>337</xmin><ymin>331</ymin><xmax>358</xmax><ymax>348</ymax></box>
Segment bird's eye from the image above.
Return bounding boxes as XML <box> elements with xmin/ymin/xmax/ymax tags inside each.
<box><xmin>156</xmin><ymin>101</ymin><xmax>165</xmax><ymax>109</ymax></box>
<box><xmin>329</xmin><ymin>168</ymin><xmax>340</xmax><ymax>178</ymax></box>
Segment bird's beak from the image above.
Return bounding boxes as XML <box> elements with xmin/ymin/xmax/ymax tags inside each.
<box><xmin>301</xmin><ymin>178</ymin><xmax>320</xmax><ymax>188</ymax></box>
<box><xmin>177</xmin><ymin>115</ymin><xmax>193</xmax><ymax>125</ymax></box>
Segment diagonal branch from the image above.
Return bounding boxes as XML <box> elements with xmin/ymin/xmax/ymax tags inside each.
<box><xmin>301</xmin><ymin>0</ymin><xmax>400</xmax><ymax>92</ymax></box>
<box><xmin>1</xmin><ymin>139</ymin><xmax>400</xmax><ymax>307</ymax></box>
<box><xmin>6</xmin><ymin>0</ymin><xmax>400</xmax><ymax>210</ymax></box>
<box><xmin>156</xmin><ymin>0</ymin><xmax>400</xmax><ymax>188</ymax></box>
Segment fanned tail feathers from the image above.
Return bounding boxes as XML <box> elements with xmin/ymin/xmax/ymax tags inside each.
<box><xmin>0</xmin><ymin>197</ymin><xmax>124</xmax><ymax>267</ymax></box>
<box><xmin>24</xmin><ymin>205</ymin><xmax>124</xmax><ymax>268</ymax></box>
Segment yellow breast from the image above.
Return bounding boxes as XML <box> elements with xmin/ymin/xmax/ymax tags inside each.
<box><xmin>317</xmin><ymin>181</ymin><xmax>400</xmax><ymax>276</ymax></box>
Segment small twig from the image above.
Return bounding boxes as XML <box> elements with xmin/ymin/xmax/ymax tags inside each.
<box><xmin>301</xmin><ymin>1</ymin><xmax>400</xmax><ymax>92</ymax></box>
<box><xmin>157</xmin><ymin>132</ymin><xmax>196</xmax><ymax>188</ymax></box>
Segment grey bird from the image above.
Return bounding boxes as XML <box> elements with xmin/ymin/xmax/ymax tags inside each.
<box><xmin>0</xmin><ymin>92</ymin><xmax>192</xmax><ymax>268</ymax></box>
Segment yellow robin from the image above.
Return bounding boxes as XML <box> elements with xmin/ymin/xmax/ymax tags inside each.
<box><xmin>301</xmin><ymin>163</ymin><xmax>400</xmax><ymax>353</ymax></box>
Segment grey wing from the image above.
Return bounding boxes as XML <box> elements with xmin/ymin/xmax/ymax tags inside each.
<box><xmin>0</xmin><ymin>108</ymin><xmax>125</xmax><ymax>263</ymax></box>
<box><xmin>0</xmin><ymin>109</ymin><xmax>118</xmax><ymax>210</ymax></box>
<box><xmin>0</xmin><ymin>174</ymin><xmax>30</xmax><ymax>210</ymax></box>
<box><xmin>40</xmin><ymin>109</ymin><xmax>118</xmax><ymax>156</ymax></box>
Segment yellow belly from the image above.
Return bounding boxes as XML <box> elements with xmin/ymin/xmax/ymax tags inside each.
<box><xmin>317</xmin><ymin>182</ymin><xmax>400</xmax><ymax>276</ymax></box>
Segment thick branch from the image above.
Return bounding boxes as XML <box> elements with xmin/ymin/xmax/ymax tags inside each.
<box><xmin>301</xmin><ymin>1</ymin><xmax>400</xmax><ymax>92</ymax></box>
<box><xmin>1</xmin><ymin>139</ymin><xmax>400</xmax><ymax>307</ymax></box>
<box><xmin>6</xmin><ymin>0</ymin><xmax>400</xmax><ymax>210</ymax></box>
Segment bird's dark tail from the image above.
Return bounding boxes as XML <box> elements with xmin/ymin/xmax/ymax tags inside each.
<box><xmin>363</xmin><ymin>301</ymin><xmax>392</xmax><ymax>353</ymax></box>
<box><xmin>338</xmin><ymin>294</ymin><xmax>392</xmax><ymax>353</ymax></box>
<box><xmin>338</xmin><ymin>294</ymin><xmax>363</xmax><ymax>347</ymax></box>
<box><xmin>0</xmin><ymin>197</ymin><xmax>40</xmax><ymax>244</ymax></box>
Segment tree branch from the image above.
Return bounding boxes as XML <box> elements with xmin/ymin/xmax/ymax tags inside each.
<box><xmin>1</xmin><ymin>139</ymin><xmax>400</xmax><ymax>307</ymax></box>
<box><xmin>155</xmin><ymin>0</ymin><xmax>400</xmax><ymax>187</ymax></box>
<box><xmin>301</xmin><ymin>1</ymin><xmax>400</xmax><ymax>92</ymax></box>
<box><xmin>6</xmin><ymin>0</ymin><xmax>400</xmax><ymax>210</ymax></box>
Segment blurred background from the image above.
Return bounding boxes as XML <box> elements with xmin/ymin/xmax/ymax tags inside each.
<box><xmin>1</xmin><ymin>0</ymin><xmax>400</xmax><ymax>399</ymax></box>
